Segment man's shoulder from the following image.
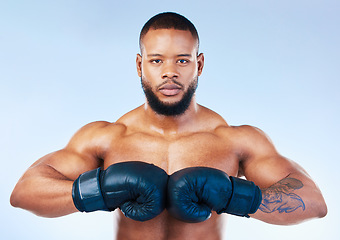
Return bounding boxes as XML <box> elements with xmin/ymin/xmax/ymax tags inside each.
<box><xmin>80</xmin><ymin>121</ymin><xmax>112</xmax><ymax>130</ymax></box>
<box><xmin>215</xmin><ymin>124</ymin><xmax>269</xmax><ymax>143</ymax></box>
<box><xmin>197</xmin><ymin>106</ymin><xmax>267</xmax><ymax>138</ymax></box>
<box><xmin>65</xmin><ymin>121</ymin><xmax>128</xmax><ymax>154</ymax></box>
<box><xmin>219</xmin><ymin>125</ymin><xmax>277</xmax><ymax>159</ymax></box>
<box><xmin>228</xmin><ymin>125</ymin><xmax>264</xmax><ymax>135</ymax></box>
<box><xmin>72</xmin><ymin>121</ymin><xmax>128</xmax><ymax>141</ymax></box>
<box><xmin>78</xmin><ymin>120</ymin><xmax>117</xmax><ymax>132</ymax></box>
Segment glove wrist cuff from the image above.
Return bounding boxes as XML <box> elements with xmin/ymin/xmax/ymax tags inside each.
<box><xmin>221</xmin><ymin>176</ymin><xmax>262</xmax><ymax>217</ymax></box>
<box><xmin>72</xmin><ymin>168</ymin><xmax>109</xmax><ymax>212</ymax></box>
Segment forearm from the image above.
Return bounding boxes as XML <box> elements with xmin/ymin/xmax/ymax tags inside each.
<box><xmin>251</xmin><ymin>174</ymin><xmax>327</xmax><ymax>225</ymax></box>
<box><xmin>10</xmin><ymin>164</ymin><xmax>78</xmax><ymax>218</ymax></box>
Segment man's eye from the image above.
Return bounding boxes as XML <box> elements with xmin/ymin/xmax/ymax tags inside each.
<box><xmin>151</xmin><ymin>59</ymin><xmax>162</xmax><ymax>64</ymax></box>
<box><xmin>178</xmin><ymin>59</ymin><xmax>188</xmax><ymax>64</ymax></box>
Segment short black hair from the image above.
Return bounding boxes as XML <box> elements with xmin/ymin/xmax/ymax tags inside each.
<box><xmin>139</xmin><ymin>12</ymin><xmax>199</xmax><ymax>52</ymax></box>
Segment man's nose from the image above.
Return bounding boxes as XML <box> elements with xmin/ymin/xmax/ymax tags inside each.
<box><xmin>162</xmin><ymin>62</ymin><xmax>179</xmax><ymax>79</ymax></box>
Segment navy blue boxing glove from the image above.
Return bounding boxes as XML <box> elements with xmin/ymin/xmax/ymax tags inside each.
<box><xmin>167</xmin><ymin>167</ymin><xmax>262</xmax><ymax>223</ymax></box>
<box><xmin>72</xmin><ymin>161</ymin><xmax>168</xmax><ymax>221</ymax></box>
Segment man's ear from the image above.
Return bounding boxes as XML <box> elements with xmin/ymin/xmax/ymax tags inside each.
<box><xmin>197</xmin><ymin>53</ymin><xmax>204</xmax><ymax>76</ymax></box>
<box><xmin>136</xmin><ymin>54</ymin><xmax>142</xmax><ymax>77</ymax></box>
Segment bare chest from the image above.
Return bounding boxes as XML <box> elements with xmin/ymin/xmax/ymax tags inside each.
<box><xmin>103</xmin><ymin>132</ymin><xmax>239</xmax><ymax>176</ymax></box>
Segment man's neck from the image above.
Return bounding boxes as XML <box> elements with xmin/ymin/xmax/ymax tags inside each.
<box><xmin>142</xmin><ymin>99</ymin><xmax>200</xmax><ymax>136</ymax></box>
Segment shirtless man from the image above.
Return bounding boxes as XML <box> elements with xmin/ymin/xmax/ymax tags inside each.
<box><xmin>10</xmin><ymin>12</ymin><xmax>327</xmax><ymax>240</ymax></box>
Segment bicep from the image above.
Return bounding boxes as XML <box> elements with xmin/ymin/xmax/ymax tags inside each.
<box><xmin>29</xmin><ymin>149</ymin><xmax>101</xmax><ymax>181</ymax></box>
<box><xmin>235</xmin><ymin>126</ymin><xmax>327</xmax><ymax>222</ymax></box>
<box><xmin>22</xmin><ymin>121</ymin><xmax>111</xmax><ymax>183</ymax></box>
<box><xmin>237</xmin><ymin>125</ymin><xmax>310</xmax><ymax>188</ymax></box>
<box><xmin>26</xmin><ymin>122</ymin><xmax>108</xmax><ymax>180</ymax></box>
<box><xmin>242</xmin><ymin>154</ymin><xmax>310</xmax><ymax>188</ymax></box>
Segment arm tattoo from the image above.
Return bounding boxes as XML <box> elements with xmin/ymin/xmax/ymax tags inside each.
<box><xmin>259</xmin><ymin>178</ymin><xmax>305</xmax><ymax>214</ymax></box>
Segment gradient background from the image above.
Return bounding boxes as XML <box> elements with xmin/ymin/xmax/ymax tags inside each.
<box><xmin>1</xmin><ymin>0</ymin><xmax>339</xmax><ymax>239</ymax></box>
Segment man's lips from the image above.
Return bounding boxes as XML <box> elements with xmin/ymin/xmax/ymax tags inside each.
<box><xmin>158</xmin><ymin>84</ymin><xmax>182</xmax><ymax>96</ymax></box>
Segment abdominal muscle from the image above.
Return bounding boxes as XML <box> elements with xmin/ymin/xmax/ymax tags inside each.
<box><xmin>113</xmin><ymin>209</ymin><xmax>226</xmax><ymax>240</ymax></box>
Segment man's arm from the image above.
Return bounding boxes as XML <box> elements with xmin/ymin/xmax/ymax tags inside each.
<box><xmin>237</xmin><ymin>125</ymin><xmax>327</xmax><ymax>225</ymax></box>
<box><xmin>10</xmin><ymin>121</ymin><xmax>109</xmax><ymax>218</ymax></box>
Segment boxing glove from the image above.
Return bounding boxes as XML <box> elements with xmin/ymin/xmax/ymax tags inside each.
<box><xmin>167</xmin><ymin>167</ymin><xmax>262</xmax><ymax>223</ymax></box>
<box><xmin>72</xmin><ymin>161</ymin><xmax>168</xmax><ymax>221</ymax></box>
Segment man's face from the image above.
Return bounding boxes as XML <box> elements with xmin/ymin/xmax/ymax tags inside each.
<box><xmin>137</xmin><ymin>29</ymin><xmax>204</xmax><ymax>116</ymax></box>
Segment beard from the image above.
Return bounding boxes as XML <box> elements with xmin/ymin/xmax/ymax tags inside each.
<box><xmin>141</xmin><ymin>76</ymin><xmax>198</xmax><ymax>116</ymax></box>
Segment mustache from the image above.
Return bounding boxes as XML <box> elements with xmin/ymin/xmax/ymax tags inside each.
<box><xmin>156</xmin><ymin>78</ymin><xmax>184</xmax><ymax>89</ymax></box>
